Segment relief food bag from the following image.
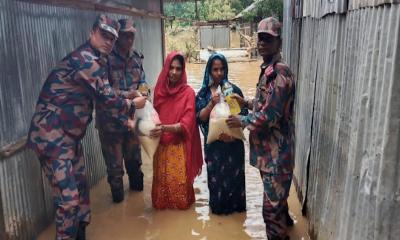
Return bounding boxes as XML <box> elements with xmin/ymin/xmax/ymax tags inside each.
<box><xmin>206</xmin><ymin>97</ymin><xmax>245</xmax><ymax>144</ymax></box>
<box><xmin>135</xmin><ymin>100</ymin><xmax>161</xmax><ymax>159</ymax></box>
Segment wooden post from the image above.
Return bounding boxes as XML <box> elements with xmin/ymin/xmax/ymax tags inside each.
<box><xmin>160</xmin><ymin>0</ymin><xmax>166</xmax><ymax>60</ymax></box>
<box><xmin>195</xmin><ymin>0</ymin><xmax>199</xmax><ymax>20</ymax></box>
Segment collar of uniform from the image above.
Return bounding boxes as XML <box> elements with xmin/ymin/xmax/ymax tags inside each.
<box><xmin>260</xmin><ymin>52</ymin><xmax>282</xmax><ymax>69</ymax></box>
<box><xmin>113</xmin><ymin>46</ymin><xmax>135</xmax><ymax>60</ymax></box>
<box><xmin>86</xmin><ymin>41</ymin><xmax>102</xmax><ymax>58</ymax></box>
<box><xmin>85</xmin><ymin>41</ymin><xmax>109</xmax><ymax>66</ymax></box>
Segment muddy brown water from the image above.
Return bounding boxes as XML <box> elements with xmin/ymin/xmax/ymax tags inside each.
<box><xmin>38</xmin><ymin>61</ymin><xmax>310</xmax><ymax>240</ymax></box>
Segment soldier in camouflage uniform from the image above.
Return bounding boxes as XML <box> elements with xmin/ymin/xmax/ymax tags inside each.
<box><xmin>96</xmin><ymin>19</ymin><xmax>149</xmax><ymax>203</ymax></box>
<box><xmin>27</xmin><ymin>15</ymin><xmax>147</xmax><ymax>240</ymax></box>
<box><xmin>227</xmin><ymin>17</ymin><xmax>295</xmax><ymax>240</ymax></box>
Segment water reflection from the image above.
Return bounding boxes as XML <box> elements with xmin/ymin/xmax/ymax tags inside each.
<box><xmin>187</xmin><ymin>61</ymin><xmax>259</xmax><ymax>97</ymax></box>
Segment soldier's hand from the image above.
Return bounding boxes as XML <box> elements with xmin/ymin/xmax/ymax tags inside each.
<box><xmin>133</xmin><ymin>96</ymin><xmax>147</xmax><ymax>109</ymax></box>
<box><xmin>125</xmin><ymin>90</ymin><xmax>142</xmax><ymax>99</ymax></box>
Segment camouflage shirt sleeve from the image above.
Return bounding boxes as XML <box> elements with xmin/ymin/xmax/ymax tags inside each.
<box><xmin>241</xmin><ymin>64</ymin><xmax>294</xmax><ymax>132</ymax></box>
<box><xmin>73</xmin><ymin>61</ymin><xmax>134</xmax><ymax>126</ymax></box>
<box><xmin>120</xmin><ymin>52</ymin><xmax>148</xmax><ymax>98</ymax></box>
<box><xmin>116</xmin><ymin>89</ymin><xmax>134</xmax><ymax>99</ymax></box>
<box><xmin>136</xmin><ymin>51</ymin><xmax>150</xmax><ymax>96</ymax></box>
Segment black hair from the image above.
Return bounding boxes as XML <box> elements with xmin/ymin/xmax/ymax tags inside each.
<box><xmin>171</xmin><ymin>55</ymin><xmax>185</xmax><ymax>67</ymax></box>
<box><xmin>92</xmin><ymin>22</ymin><xmax>99</xmax><ymax>31</ymax></box>
<box><xmin>209</xmin><ymin>57</ymin><xmax>226</xmax><ymax>73</ymax></box>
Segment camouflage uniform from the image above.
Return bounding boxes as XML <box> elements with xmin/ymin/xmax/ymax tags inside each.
<box><xmin>27</xmin><ymin>16</ymin><xmax>133</xmax><ymax>239</ymax></box>
<box><xmin>96</xmin><ymin>19</ymin><xmax>148</xmax><ymax>197</ymax></box>
<box><xmin>241</xmin><ymin>18</ymin><xmax>295</xmax><ymax>240</ymax></box>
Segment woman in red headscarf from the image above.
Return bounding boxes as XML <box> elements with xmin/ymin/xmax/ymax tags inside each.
<box><xmin>150</xmin><ymin>52</ymin><xmax>203</xmax><ymax>210</ymax></box>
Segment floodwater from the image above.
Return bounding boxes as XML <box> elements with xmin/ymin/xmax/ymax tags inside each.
<box><xmin>38</xmin><ymin>61</ymin><xmax>310</xmax><ymax>240</ymax></box>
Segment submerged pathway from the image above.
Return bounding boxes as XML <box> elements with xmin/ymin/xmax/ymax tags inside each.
<box><xmin>38</xmin><ymin>146</ymin><xmax>310</xmax><ymax>240</ymax></box>
<box><xmin>39</xmin><ymin>61</ymin><xmax>310</xmax><ymax>240</ymax></box>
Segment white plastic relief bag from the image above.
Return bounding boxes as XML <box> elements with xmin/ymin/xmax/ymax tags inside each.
<box><xmin>206</xmin><ymin>95</ymin><xmax>245</xmax><ymax>144</ymax></box>
<box><xmin>135</xmin><ymin>100</ymin><xmax>161</xmax><ymax>159</ymax></box>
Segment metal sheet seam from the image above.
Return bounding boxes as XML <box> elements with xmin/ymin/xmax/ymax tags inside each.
<box><xmin>284</xmin><ymin>4</ymin><xmax>400</xmax><ymax>240</ymax></box>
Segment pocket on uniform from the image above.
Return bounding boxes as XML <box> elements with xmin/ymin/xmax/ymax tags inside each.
<box><xmin>60</xmin><ymin>112</ymin><xmax>89</xmax><ymax>140</ymax></box>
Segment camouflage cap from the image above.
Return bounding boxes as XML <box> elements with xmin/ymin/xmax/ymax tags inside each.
<box><xmin>94</xmin><ymin>14</ymin><xmax>120</xmax><ymax>38</ymax></box>
<box><xmin>118</xmin><ymin>19</ymin><xmax>136</xmax><ymax>33</ymax></box>
<box><xmin>257</xmin><ymin>17</ymin><xmax>282</xmax><ymax>37</ymax></box>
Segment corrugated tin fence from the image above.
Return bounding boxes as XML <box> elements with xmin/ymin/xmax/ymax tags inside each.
<box><xmin>0</xmin><ymin>0</ymin><xmax>163</xmax><ymax>239</ymax></box>
<box><xmin>283</xmin><ymin>0</ymin><xmax>400</xmax><ymax>239</ymax></box>
<box><xmin>199</xmin><ymin>25</ymin><xmax>230</xmax><ymax>49</ymax></box>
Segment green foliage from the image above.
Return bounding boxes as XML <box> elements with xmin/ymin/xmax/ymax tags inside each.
<box><xmin>242</xmin><ymin>0</ymin><xmax>283</xmax><ymax>22</ymax></box>
<box><xmin>164</xmin><ymin>0</ymin><xmax>238</xmax><ymax>23</ymax></box>
<box><xmin>164</xmin><ymin>2</ymin><xmax>196</xmax><ymax>27</ymax></box>
<box><xmin>165</xmin><ymin>27</ymin><xmax>198</xmax><ymax>61</ymax></box>
<box><xmin>199</xmin><ymin>0</ymin><xmax>236</xmax><ymax>20</ymax></box>
<box><xmin>163</xmin><ymin>0</ymin><xmax>283</xmax><ymax>26</ymax></box>
<box><xmin>231</xmin><ymin>0</ymin><xmax>254</xmax><ymax>13</ymax></box>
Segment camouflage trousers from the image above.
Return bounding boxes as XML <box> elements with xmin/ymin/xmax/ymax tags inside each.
<box><xmin>260</xmin><ymin>172</ymin><xmax>292</xmax><ymax>239</ymax></box>
<box><xmin>98</xmin><ymin>130</ymin><xmax>142</xmax><ymax>190</ymax></box>
<box><xmin>39</xmin><ymin>143</ymin><xmax>90</xmax><ymax>240</ymax></box>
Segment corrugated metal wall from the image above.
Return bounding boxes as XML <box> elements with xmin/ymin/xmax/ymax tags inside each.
<box><xmin>348</xmin><ymin>0</ymin><xmax>400</xmax><ymax>10</ymax></box>
<box><xmin>199</xmin><ymin>25</ymin><xmax>230</xmax><ymax>49</ymax></box>
<box><xmin>283</xmin><ymin>1</ymin><xmax>400</xmax><ymax>239</ymax></box>
<box><xmin>0</xmin><ymin>0</ymin><xmax>163</xmax><ymax>239</ymax></box>
<box><xmin>302</xmin><ymin>0</ymin><xmax>347</xmax><ymax>18</ymax></box>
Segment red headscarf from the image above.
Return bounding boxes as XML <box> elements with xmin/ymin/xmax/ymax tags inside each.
<box><xmin>154</xmin><ymin>51</ymin><xmax>203</xmax><ymax>184</ymax></box>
